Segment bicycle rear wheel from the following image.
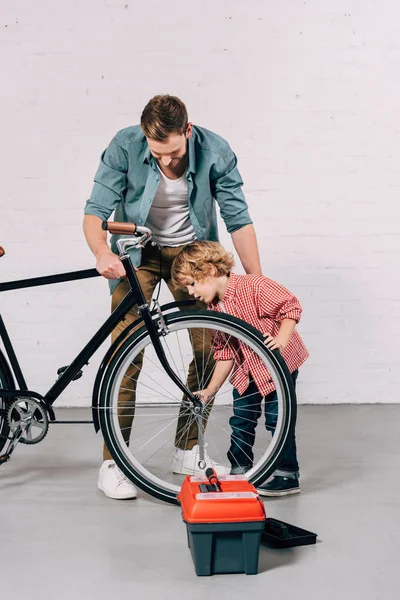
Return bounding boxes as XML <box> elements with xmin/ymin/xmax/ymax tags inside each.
<box><xmin>0</xmin><ymin>363</ymin><xmax>13</xmax><ymax>455</ymax></box>
<box><xmin>99</xmin><ymin>310</ymin><xmax>296</xmax><ymax>504</ymax></box>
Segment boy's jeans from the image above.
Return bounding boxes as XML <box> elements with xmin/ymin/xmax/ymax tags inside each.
<box><xmin>227</xmin><ymin>370</ymin><xmax>299</xmax><ymax>477</ymax></box>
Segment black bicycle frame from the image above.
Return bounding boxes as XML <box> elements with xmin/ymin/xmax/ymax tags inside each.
<box><xmin>0</xmin><ymin>254</ymin><xmax>201</xmax><ymax>410</ymax></box>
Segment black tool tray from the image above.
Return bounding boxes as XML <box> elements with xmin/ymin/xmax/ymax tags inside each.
<box><xmin>261</xmin><ymin>518</ymin><xmax>317</xmax><ymax>548</ymax></box>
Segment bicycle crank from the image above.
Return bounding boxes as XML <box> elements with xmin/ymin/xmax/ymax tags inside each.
<box><xmin>8</xmin><ymin>397</ymin><xmax>49</xmax><ymax>445</ymax></box>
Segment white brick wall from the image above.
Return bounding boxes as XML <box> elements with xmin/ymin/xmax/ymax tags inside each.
<box><xmin>1</xmin><ymin>0</ymin><xmax>399</xmax><ymax>405</ymax></box>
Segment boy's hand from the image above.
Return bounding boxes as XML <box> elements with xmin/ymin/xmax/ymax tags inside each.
<box><xmin>263</xmin><ymin>333</ymin><xmax>287</xmax><ymax>353</ymax></box>
<box><xmin>194</xmin><ymin>389</ymin><xmax>215</xmax><ymax>403</ymax></box>
<box><xmin>264</xmin><ymin>319</ymin><xmax>296</xmax><ymax>353</ymax></box>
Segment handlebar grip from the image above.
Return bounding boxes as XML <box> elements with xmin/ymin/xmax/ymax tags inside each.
<box><xmin>102</xmin><ymin>221</ymin><xmax>137</xmax><ymax>235</ymax></box>
<box><xmin>0</xmin><ymin>246</ymin><xmax>5</xmax><ymax>258</ymax></box>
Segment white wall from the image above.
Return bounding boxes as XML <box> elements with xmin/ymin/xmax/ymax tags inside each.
<box><xmin>1</xmin><ymin>0</ymin><xmax>399</xmax><ymax>406</ymax></box>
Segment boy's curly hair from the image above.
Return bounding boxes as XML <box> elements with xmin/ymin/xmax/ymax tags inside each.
<box><xmin>171</xmin><ymin>241</ymin><xmax>235</xmax><ymax>289</ymax></box>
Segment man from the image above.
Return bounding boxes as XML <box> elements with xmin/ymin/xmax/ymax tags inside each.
<box><xmin>83</xmin><ymin>94</ymin><xmax>261</xmax><ymax>499</ymax></box>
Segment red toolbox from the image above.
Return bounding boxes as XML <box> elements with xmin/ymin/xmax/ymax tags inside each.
<box><xmin>178</xmin><ymin>474</ymin><xmax>266</xmax><ymax>576</ymax></box>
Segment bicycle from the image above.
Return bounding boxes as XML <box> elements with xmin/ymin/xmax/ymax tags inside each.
<box><xmin>0</xmin><ymin>223</ymin><xmax>297</xmax><ymax>504</ymax></box>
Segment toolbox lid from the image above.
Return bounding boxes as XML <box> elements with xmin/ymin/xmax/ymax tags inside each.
<box><xmin>178</xmin><ymin>476</ymin><xmax>266</xmax><ymax>524</ymax></box>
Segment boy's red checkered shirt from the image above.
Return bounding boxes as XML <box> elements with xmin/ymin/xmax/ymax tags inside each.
<box><xmin>208</xmin><ymin>273</ymin><xmax>309</xmax><ymax>396</ymax></box>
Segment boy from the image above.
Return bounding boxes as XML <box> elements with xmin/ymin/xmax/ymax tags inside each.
<box><xmin>171</xmin><ymin>241</ymin><xmax>309</xmax><ymax>496</ymax></box>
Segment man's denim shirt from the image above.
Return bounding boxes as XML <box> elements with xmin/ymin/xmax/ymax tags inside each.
<box><xmin>84</xmin><ymin>124</ymin><xmax>252</xmax><ymax>294</ymax></box>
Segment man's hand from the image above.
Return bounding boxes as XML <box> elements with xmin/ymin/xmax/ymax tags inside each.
<box><xmin>96</xmin><ymin>250</ymin><xmax>127</xmax><ymax>279</ymax></box>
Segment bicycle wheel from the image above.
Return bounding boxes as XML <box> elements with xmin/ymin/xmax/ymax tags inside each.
<box><xmin>99</xmin><ymin>310</ymin><xmax>296</xmax><ymax>504</ymax></box>
<box><xmin>0</xmin><ymin>364</ymin><xmax>13</xmax><ymax>454</ymax></box>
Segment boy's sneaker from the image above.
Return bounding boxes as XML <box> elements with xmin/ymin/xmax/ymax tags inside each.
<box><xmin>98</xmin><ymin>460</ymin><xmax>138</xmax><ymax>500</ymax></box>
<box><xmin>230</xmin><ymin>465</ymin><xmax>250</xmax><ymax>475</ymax></box>
<box><xmin>171</xmin><ymin>444</ymin><xmax>228</xmax><ymax>476</ymax></box>
<box><xmin>257</xmin><ymin>474</ymin><xmax>300</xmax><ymax>497</ymax></box>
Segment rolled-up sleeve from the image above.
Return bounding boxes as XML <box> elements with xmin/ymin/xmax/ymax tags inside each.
<box><xmin>84</xmin><ymin>136</ymin><xmax>128</xmax><ymax>220</ymax></box>
<box><xmin>211</xmin><ymin>150</ymin><xmax>253</xmax><ymax>234</ymax></box>
<box><xmin>255</xmin><ymin>279</ymin><xmax>303</xmax><ymax>323</ymax></box>
<box><xmin>211</xmin><ymin>330</ymin><xmax>235</xmax><ymax>361</ymax></box>
<box><xmin>213</xmin><ymin>347</ymin><xmax>235</xmax><ymax>361</ymax></box>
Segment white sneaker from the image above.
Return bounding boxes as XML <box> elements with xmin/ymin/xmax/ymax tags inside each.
<box><xmin>98</xmin><ymin>460</ymin><xmax>138</xmax><ymax>500</ymax></box>
<box><xmin>171</xmin><ymin>444</ymin><xmax>228</xmax><ymax>476</ymax></box>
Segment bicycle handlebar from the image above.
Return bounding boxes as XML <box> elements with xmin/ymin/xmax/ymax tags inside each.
<box><xmin>102</xmin><ymin>221</ymin><xmax>137</xmax><ymax>235</ymax></box>
<box><xmin>0</xmin><ymin>223</ymin><xmax>148</xmax><ymax>258</ymax></box>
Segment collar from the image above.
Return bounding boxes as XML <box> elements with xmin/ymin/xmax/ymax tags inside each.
<box><xmin>208</xmin><ymin>273</ymin><xmax>239</xmax><ymax>309</ymax></box>
<box><xmin>187</xmin><ymin>134</ymin><xmax>196</xmax><ymax>174</ymax></box>
<box><xmin>142</xmin><ymin>145</ymin><xmax>155</xmax><ymax>168</ymax></box>
<box><xmin>221</xmin><ymin>272</ymin><xmax>239</xmax><ymax>302</ymax></box>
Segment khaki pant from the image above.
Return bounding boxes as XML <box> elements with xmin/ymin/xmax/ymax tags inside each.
<box><xmin>103</xmin><ymin>244</ymin><xmax>214</xmax><ymax>461</ymax></box>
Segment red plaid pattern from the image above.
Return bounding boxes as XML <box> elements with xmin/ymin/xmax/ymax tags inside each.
<box><xmin>208</xmin><ymin>273</ymin><xmax>309</xmax><ymax>396</ymax></box>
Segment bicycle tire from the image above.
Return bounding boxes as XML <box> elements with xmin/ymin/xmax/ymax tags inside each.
<box><xmin>99</xmin><ymin>310</ymin><xmax>296</xmax><ymax>504</ymax></box>
<box><xmin>0</xmin><ymin>362</ymin><xmax>14</xmax><ymax>454</ymax></box>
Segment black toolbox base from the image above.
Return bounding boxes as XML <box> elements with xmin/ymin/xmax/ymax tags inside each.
<box><xmin>185</xmin><ymin>520</ymin><xmax>265</xmax><ymax>576</ymax></box>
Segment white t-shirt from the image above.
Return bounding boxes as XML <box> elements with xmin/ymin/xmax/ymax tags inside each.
<box><xmin>145</xmin><ymin>167</ymin><xmax>197</xmax><ymax>247</ymax></box>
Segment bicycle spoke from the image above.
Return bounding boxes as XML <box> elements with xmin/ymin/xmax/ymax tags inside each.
<box><xmin>123</xmin><ymin>367</ymin><xmax>181</xmax><ymax>403</ymax></box>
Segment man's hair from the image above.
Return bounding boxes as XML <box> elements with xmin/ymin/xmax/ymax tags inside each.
<box><xmin>140</xmin><ymin>95</ymin><xmax>189</xmax><ymax>141</ymax></box>
<box><xmin>171</xmin><ymin>241</ymin><xmax>235</xmax><ymax>289</ymax></box>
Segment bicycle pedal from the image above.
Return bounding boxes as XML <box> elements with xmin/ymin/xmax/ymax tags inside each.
<box><xmin>57</xmin><ymin>366</ymin><xmax>83</xmax><ymax>381</ymax></box>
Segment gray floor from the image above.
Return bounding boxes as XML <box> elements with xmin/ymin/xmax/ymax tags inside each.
<box><xmin>1</xmin><ymin>405</ymin><xmax>399</xmax><ymax>600</ymax></box>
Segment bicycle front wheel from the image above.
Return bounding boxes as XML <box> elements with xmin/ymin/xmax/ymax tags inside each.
<box><xmin>99</xmin><ymin>310</ymin><xmax>296</xmax><ymax>504</ymax></box>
